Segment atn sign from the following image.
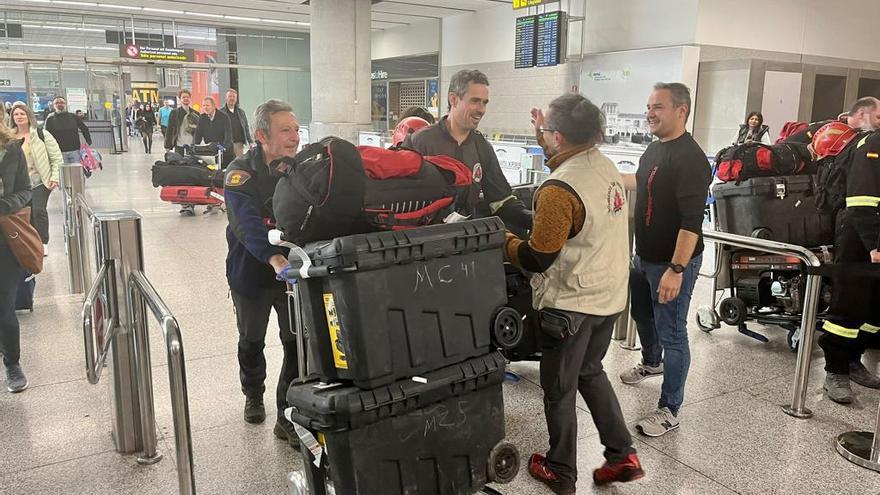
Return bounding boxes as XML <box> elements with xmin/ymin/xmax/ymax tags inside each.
<box><xmin>131</xmin><ymin>81</ymin><xmax>159</xmax><ymax>104</ymax></box>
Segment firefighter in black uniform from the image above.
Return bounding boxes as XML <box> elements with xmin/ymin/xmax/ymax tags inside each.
<box><xmin>404</xmin><ymin>69</ymin><xmax>532</xmax><ymax>235</ymax></box>
<box><xmin>819</xmin><ymin>130</ymin><xmax>880</xmax><ymax>404</ymax></box>
<box><xmin>224</xmin><ymin>99</ymin><xmax>301</xmax><ymax>445</ymax></box>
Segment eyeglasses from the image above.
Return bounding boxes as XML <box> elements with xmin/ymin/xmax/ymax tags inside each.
<box><xmin>538</xmin><ymin>127</ymin><xmax>556</xmax><ymax>133</ymax></box>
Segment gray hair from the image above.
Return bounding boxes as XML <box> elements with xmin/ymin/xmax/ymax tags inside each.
<box><xmin>850</xmin><ymin>96</ymin><xmax>879</xmax><ymax>115</ymax></box>
<box><xmin>653</xmin><ymin>82</ymin><xmax>692</xmax><ymax>121</ymax></box>
<box><xmin>252</xmin><ymin>99</ymin><xmax>293</xmax><ymax>140</ymax></box>
<box><xmin>447</xmin><ymin>69</ymin><xmax>489</xmax><ymax>111</ymax></box>
<box><xmin>546</xmin><ymin>93</ymin><xmax>605</xmax><ymax>146</ymax></box>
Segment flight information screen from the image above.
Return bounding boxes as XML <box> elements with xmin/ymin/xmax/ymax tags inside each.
<box><xmin>536</xmin><ymin>11</ymin><xmax>567</xmax><ymax>67</ymax></box>
<box><xmin>514</xmin><ymin>15</ymin><xmax>537</xmax><ymax>69</ymax></box>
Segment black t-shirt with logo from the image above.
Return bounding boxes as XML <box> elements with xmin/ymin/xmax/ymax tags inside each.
<box><xmin>634</xmin><ymin>132</ymin><xmax>711</xmax><ymax>264</ymax></box>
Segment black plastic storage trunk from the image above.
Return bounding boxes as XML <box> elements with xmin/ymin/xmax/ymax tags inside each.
<box><xmin>299</xmin><ymin>218</ymin><xmax>508</xmax><ymax>389</ymax></box>
<box><xmin>712</xmin><ymin>175</ymin><xmax>835</xmax><ymax>247</ymax></box>
<box><xmin>287</xmin><ymin>353</ymin><xmax>510</xmax><ymax>495</ymax></box>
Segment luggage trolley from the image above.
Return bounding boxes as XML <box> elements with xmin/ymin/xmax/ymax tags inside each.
<box><xmin>694</xmin><ymin>177</ymin><xmax>834</xmax><ymax>351</ymax></box>
<box><xmin>270</xmin><ymin>230</ymin><xmax>521</xmax><ymax>495</ymax></box>
<box><xmin>158</xmin><ymin>144</ymin><xmax>226</xmax><ymax>215</ymax></box>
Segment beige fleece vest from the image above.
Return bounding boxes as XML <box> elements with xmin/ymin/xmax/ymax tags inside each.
<box><xmin>531</xmin><ymin>147</ymin><xmax>630</xmax><ymax>316</ymax></box>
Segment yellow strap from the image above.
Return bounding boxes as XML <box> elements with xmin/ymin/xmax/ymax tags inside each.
<box><xmin>823</xmin><ymin>321</ymin><xmax>859</xmax><ymax>339</ymax></box>
<box><xmin>846</xmin><ymin>196</ymin><xmax>880</xmax><ymax>208</ymax></box>
<box><xmin>861</xmin><ymin>323</ymin><xmax>880</xmax><ymax>334</ymax></box>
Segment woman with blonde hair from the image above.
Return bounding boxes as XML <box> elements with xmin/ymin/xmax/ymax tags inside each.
<box><xmin>0</xmin><ymin>122</ymin><xmax>33</xmax><ymax>392</ymax></box>
<box><xmin>10</xmin><ymin>101</ymin><xmax>63</xmax><ymax>255</ymax></box>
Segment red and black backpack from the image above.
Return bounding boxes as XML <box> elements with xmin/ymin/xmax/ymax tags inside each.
<box><xmin>358</xmin><ymin>146</ymin><xmax>473</xmax><ymax>230</ymax></box>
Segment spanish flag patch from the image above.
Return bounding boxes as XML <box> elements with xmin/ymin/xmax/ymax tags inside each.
<box><xmin>225</xmin><ymin>170</ymin><xmax>251</xmax><ymax>187</ymax></box>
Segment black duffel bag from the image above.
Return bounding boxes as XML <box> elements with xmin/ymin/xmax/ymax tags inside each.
<box><xmin>151</xmin><ymin>162</ymin><xmax>222</xmax><ymax>187</ymax></box>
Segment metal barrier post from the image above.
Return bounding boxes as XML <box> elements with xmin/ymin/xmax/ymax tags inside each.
<box><xmin>702</xmin><ymin>230</ymin><xmax>822</xmax><ymax>419</ymax></box>
<box><xmin>82</xmin><ymin>211</ymin><xmax>152</xmax><ymax>453</ymax></box>
<box><xmin>836</xmin><ymin>398</ymin><xmax>880</xmax><ymax>472</ymax></box>
<box><xmin>61</xmin><ymin>164</ymin><xmax>87</xmax><ymax>294</ymax></box>
<box><xmin>128</xmin><ymin>271</ymin><xmax>195</xmax><ymax>493</ymax></box>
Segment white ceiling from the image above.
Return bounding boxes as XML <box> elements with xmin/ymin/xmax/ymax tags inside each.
<box><xmin>4</xmin><ymin>0</ymin><xmax>513</xmax><ymax>31</ymax></box>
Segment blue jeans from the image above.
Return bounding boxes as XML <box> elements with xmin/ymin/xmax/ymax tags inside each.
<box><xmin>630</xmin><ymin>254</ymin><xmax>702</xmax><ymax>415</ymax></box>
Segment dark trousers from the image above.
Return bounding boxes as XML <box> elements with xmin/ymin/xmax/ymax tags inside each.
<box><xmin>141</xmin><ymin>127</ymin><xmax>153</xmax><ymax>153</ymax></box>
<box><xmin>541</xmin><ymin>311</ymin><xmax>635</xmax><ymax>485</ymax></box>
<box><xmin>231</xmin><ymin>287</ymin><xmax>299</xmax><ymax>418</ymax></box>
<box><xmin>0</xmin><ymin>241</ymin><xmax>23</xmax><ymax>367</ymax></box>
<box><xmin>29</xmin><ymin>184</ymin><xmax>51</xmax><ymax>244</ymax></box>
<box><xmin>819</xmin><ymin>208</ymin><xmax>880</xmax><ymax>374</ymax></box>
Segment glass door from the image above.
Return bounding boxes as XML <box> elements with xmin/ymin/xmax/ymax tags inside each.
<box><xmin>0</xmin><ymin>62</ymin><xmax>27</xmax><ymax>113</ymax></box>
<box><xmin>25</xmin><ymin>63</ymin><xmax>62</xmax><ymax>126</ymax></box>
<box><xmin>87</xmin><ymin>65</ymin><xmax>126</xmax><ymax>152</ymax></box>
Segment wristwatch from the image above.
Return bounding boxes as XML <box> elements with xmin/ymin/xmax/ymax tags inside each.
<box><xmin>668</xmin><ymin>263</ymin><xmax>685</xmax><ymax>274</ymax></box>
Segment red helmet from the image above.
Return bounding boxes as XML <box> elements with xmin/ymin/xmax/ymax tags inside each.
<box><xmin>812</xmin><ymin>122</ymin><xmax>858</xmax><ymax>159</ymax></box>
<box><xmin>392</xmin><ymin>117</ymin><xmax>430</xmax><ymax>146</ymax></box>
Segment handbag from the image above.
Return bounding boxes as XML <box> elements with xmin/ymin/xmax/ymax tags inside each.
<box><xmin>0</xmin><ymin>206</ymin><xmax>44</xmax><ymax>274</ymax></box>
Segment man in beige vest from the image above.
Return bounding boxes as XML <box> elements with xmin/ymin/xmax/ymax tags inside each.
<box><xmin>505</xmin><ymin>93</ymin><xmax>643</xmax><ymax>494</ymax></box>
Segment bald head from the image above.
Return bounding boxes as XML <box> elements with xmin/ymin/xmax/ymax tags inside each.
<box><xmin>849</xmin><ymin>97</ymin><xmax>880</xmax><ymax>131</ymax></box>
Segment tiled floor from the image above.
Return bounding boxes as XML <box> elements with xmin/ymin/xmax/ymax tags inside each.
<box><xmin>1</xmin><ymin>144</ymin><xmax>879</xmax><ymax>495</ymax></box>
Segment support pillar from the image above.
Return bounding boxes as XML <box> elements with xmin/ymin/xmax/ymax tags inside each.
<box><xmin>309</xmin><ymin>0</ymin><xmax>372</xmax><ymax>143</ymax></box>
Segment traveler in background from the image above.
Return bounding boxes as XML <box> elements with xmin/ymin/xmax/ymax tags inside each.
<box><xmin>135</xmin><ymin>102</ymin><xmax>157</xmax><ymax>154</ymax></box>
<box><xmin>223</xmin><ymin>99</ymin><xmax>300</xmax><ymax>447</ymax></box>
<box><xmin>734</xmin><ymin>111</ymin><xmax>770</xmax><ymax>145</ymax></box>
<box><xmin>195</xmin><ymin>97</ymin><xmax>233</xmax><ymax>165</ymax></box>
<box><xmin>75</xmin><ymin>110</ymin><xmax>85</xmax><ymax>121</ymax></box>
<box><xmin>818</xmin><ymin>96</ymin><xmax>880</xmax><ymax>404</ymax></box>
<box><xmin>508</xmin><ymin>94</ymin><xmax>643</xmax><ymax>494</ymax></box>
<box><xmin>45</xmin><ymin>96</ymin><xmax>92</xmax><ymax>167</ymax></box>
<box><xmin>847</xmin><ymin>97</ymin><xmax>880</xmax><ymax>132</ymax></box>
<box><xmin>404</xmin><ymin>69</ymin><xmax>532</xmax><ymax>234</ymax></box>
<box><xmin>619</xmin><ymin>82</ymin><xmax>712</xmax><ymax>437</ymax></box>
<box><xmin>0</xmin><ymin>123</ymin><xmax>33</xmax><ymax>393</ymax></box>
<box><xmin>158</xmin><ymin>100</ymin><xmax>173</xmax><ymax>137</ymax></box>
<box><xmin>163</xmin><ymin>89</ymin><xmax>200</xmax><ymax>155</ymax></box>
<box><xmin>399</xmin><ymin>106</ymin><xmax>435</xmax><ymax>125</ymax></box>
<box><xmin>219</xmin><ymin>89</ymin><xmax>253</xmax><ymax>158</ymax></box>
<box><xmin>10</xmin><ymin>102</ymin><xmax>62</xmax><ymax>256</ymax></box>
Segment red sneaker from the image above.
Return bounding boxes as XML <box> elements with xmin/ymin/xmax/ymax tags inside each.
<box><xmin>592</xmin><ymin>453</ymin><xmax>645</xmax><ymax>485</ymax></box>
<box><xmin>528</xmin><ymin>453</ymin><xmax>576</xmax><ymax>495</ymax></box>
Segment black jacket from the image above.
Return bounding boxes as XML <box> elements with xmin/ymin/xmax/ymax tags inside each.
<box><xmin>735</xmin><ymin>124</ymin><xmax>770</xmax><ymax>145</ymax></box>
<box><xmin>219</xmin><ymin>105</ymin><xmax>253</xmax><ymax>145</ymax></box>
<box><xmin>404</xmin><ymin>116</ymin><xmax>532</xmax><ymax>233</ymax></box>
<box><xmin>194</xmin><ymin>111</ymin><xmax>232</xmax><ymax>151</ymax></box>
<box><xmin>163</xmin><ymin>106</ymin><xmax>201</xmax><ymax>150</ymax></box>
<box><xmin>45</xmin><ymin>111</ymin><xmax>92</xmax><ymax>153</ymax></box>
<box><xmin>0</xmin><ymin>141</ymin><xmax>32</xmax><ymax>216</ymax></box>
<box><xmin>224</xmin><ymin>145</ymin><xmax>287</xmax><ymax>295</ymax></box>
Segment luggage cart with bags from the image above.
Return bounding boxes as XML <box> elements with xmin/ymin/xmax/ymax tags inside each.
<box><xmin>270</xmin><ymin>223</ymin><xmax>522</xmax><ymax>495</ymax></box>
<box><xmin>156</xmin><ymin>144</ymin><xmax>226</xmax><ymax>216</ymax></box>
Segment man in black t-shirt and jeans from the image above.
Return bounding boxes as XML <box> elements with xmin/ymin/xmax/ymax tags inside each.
<box><xmin>618</xmin><ymin>82</ymin><xmax>711</xmax><ymax>438</ymax></box>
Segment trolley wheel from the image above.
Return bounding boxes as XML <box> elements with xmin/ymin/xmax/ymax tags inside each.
<box><xmin>718</xmin><ymin>297</ymin><xmax>747</xmax><ymax>326</ymax></box>
<box><xmin>695</xmin><ymin>313</ymin><xmax>714</xmax><ymax>333</ymax></box>
<box><xmin>487</xmin><ymin>441</ymin><xmax>520</xmax><ymax>484</ymax></box>
<box><xmin>492</xmin><ymin>307</ymin><xmax>523</xmax><ymax>351</ymax></box>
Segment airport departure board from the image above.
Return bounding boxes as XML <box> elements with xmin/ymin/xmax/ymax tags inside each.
<box><xmin>536</xmin><ymin>11</ymin><xmax>567</xmax><ymax>67</ymax></box>
<box><xmin>514</xmin><ymin>15</ymin><xmax>537</xmax><ymax>69</ymax></box>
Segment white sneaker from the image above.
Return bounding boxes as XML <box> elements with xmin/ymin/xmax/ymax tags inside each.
<box><xmin>619</xmin><ymin>363</ymin><xmax>664</xmax><ymax>385</ymax></box>
<box><xmin>635</xmin><ymin>407</ymin><xmax>679</xmax><ymax>437</ymax></box>
<box><xmin>43</xmin><ymin>244</ymin><xmax>48</xmax><ymax>257</ymax></box>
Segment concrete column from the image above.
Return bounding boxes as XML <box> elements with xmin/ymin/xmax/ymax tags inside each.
<box><xmin>309</xmin><ymin>0</ymin><xmax>372</xmax><ymax>143</ymax></box>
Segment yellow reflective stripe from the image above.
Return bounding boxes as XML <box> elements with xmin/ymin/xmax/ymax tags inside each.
<box><xmin>823</xmin><ymin>321</ymin><xmax>859</xmax><ymax>339</ymax></box>
<box><xmin>867</xmin><ymin>153</ymin><xmax>879</xmax><ymax>159</ymax></box>
<box><xmin>846</xmin><ymin>196</ymin><xmax>880</xmax><ymax>207</ymax></box>
<box><xmin>858</xmin><ymin>135</ymin><xmax>870</xmax><ymax>148</ymax></box>
<box><xmin>861</xmin><ymin>323</ymin><xmax>880</xmax><ymax>334</ymax></box>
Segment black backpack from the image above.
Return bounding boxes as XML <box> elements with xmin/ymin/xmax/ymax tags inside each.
<box><xmin>273</xmin><ymin>137</ymin><xmax>369</xmax><ymax>246</ymax></box>
<box><xmin>814</xmin><ymin>131</ymin><xmax>872</xmax><ymax>214</ymax></box>
<box><xmin>716</xmin><ymin>142</ymin><xmax>813</xmax><ymax>183</ymax></box>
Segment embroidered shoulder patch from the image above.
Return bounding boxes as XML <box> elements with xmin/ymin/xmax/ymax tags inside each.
<box><xmin>225</xmin><ymin>170</ymin><xmax>251</xmax><ymax>187</ymax></box>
